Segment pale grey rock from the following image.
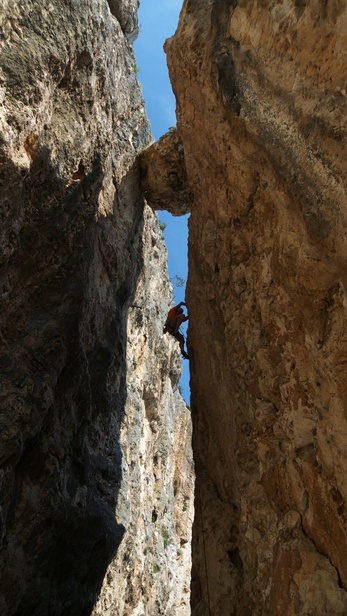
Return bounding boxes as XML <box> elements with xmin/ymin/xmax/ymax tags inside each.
<box><xmin>93</xmin><ymin>206</ymin><xmax>194</xmax><ymax>616</ymax></box>
<box><xmin>107</xmin><ymin>0</ymin><xmax>140</xmax><ymax>42</ymax></box>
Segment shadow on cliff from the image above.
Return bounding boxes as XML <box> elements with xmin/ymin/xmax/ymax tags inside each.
<box><xmin>0</xmin><ymin>143</ymin><xmax>144</xmax><ymax>616</ymax></box>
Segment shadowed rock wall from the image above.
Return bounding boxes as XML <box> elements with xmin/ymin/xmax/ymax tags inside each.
<box><xmin>166</xmin><ymin>1</ymin><xmax>347</xmax><ymax>614</ymax></box>
<box><xmin>0</xmin><ymin>1</ymin><xmax>193</xmax><ymax>615</ymax></box>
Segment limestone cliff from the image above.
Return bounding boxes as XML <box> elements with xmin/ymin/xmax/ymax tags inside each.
<box><xmin>0</xmin><ymin>2</ymin><xmax>193</xmax><ymax>615</ymax></box>
<box><xmin>166</xmin><ymin>1</ymin><xmax>347</xmax><ymax>614</ymax></box>
<box><xmin>92</xmin><ymin>206</ymin><xmax>194</xmax><ymax>616</ymax></box>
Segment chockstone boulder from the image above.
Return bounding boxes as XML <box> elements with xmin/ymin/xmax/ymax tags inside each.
<box><xmin>140</xmin><ymin>127</ymin><xmax>193</xmax><ymax>217</ymax></box>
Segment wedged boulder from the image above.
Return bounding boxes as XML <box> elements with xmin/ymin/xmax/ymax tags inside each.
<box><xmin>140</xmin><ymin>128</ymin><xmax>193</xmax><ymax>216</ymax></box>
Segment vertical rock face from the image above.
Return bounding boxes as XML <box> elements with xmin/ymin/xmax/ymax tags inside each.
<box><xmin>166</xmin><ymin>1</ymin><xmax>347</xmax><ymax>615</ymax></box>
<box><xmin>0</xmin><ymin>2</ymin><xmax>193</xmax><ymax>615</ymax></box>
<box><xmin>93</xmin><ymin>207</ymin><xmax>194</xmax><ymax>616</ymax></box>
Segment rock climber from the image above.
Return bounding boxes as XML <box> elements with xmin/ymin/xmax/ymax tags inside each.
<box><xmin>163</xmin><ymin>301</ymin><xmax>189</xmax><ymax>360</ymax></box>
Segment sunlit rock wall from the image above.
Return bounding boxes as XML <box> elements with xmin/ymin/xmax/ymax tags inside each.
<box><xmin>140</xmin><ymin>127</ymin><xmax>193</xmax><ymax>216</ymax></box>
<box><xmin>166</xmin><ymin>1</ymin><xmax>347</xmax><ymax>614</ymax></box>
<box><xmin>0</xmin><ymin>1</ymin><xmax>193</xmax><ymax>614</ymax></box>
<box><xmin>93</xmin><ymin>206</ymin><xmax>194</xmax><ymax>616</ymax></box>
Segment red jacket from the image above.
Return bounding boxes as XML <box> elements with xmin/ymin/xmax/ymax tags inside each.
<box><xmin>167</xmin><ymin>305</ymin><xmax>181</xmax><ymax>320</ymax></box>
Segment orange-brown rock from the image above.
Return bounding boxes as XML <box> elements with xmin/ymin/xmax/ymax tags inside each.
<box><xmin>140</xmin><ymin>128</ymin><xmax>193</xmax><ymax>216</ymax></box>
<box><xmin>166</xmin><ymin>1</ymin><xmax>347</xmax><ymax>614</ymax></box>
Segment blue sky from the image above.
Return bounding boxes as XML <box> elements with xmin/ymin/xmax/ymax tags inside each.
<box><xmin>134</xmin><ymin>1</ymin><xmax>190</xmax><ymax>402</ymax></box>
<box><xmin>135</xmin><ymin>0</ymin><xmax>182</xmax><ymax>136</ymax></box>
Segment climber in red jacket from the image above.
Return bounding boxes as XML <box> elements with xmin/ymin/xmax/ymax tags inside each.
<box><xmin>163</xmin><ymin>301</ymin><xmax>189</xmax><ymax>359</ymax></box>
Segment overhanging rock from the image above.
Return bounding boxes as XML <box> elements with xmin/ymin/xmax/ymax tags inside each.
<box><xmin>140</xmin><ymin>128</ymin><xmax>193</xmax><ymax>216</ymax></box>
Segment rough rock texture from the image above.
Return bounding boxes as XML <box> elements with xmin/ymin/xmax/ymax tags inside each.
<box><xmin>0</xmin><ymin>2</ymin><xmax>193</xmax><ymax>615</ymax></box>
<box><xmin>93</xmin><ymin>207</ymin><xmax>194</xmax><ymax>616</ymax></box>
<box><xmin>166</xmin><ymin>1</ymin><xmax>347</xmax><ymax>615</ymax></box>
<box><xmin>106</xmin><ymin>0</ymin><xmax>140</xmax><ymax>41</ymax></box>
<box><xmin>140</xmin><ymin>128</ymin><xmax>193</xmax><ymax>216</ymax></box>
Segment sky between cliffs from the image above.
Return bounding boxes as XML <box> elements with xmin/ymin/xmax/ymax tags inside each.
<box><xmin>134</xmin><ymin>0</ymin><xmax>190</xmax><ymax>402</ymax></box>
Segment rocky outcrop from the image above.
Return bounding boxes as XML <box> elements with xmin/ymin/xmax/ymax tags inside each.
<box><xmin>106</xmin><ymin>0</ymin><xmax>140</xmax><ymax>41</ymax></box>
<box><xmin>166</xmin><ymin>1</ymin><xmax>347</xmax><ymax>615</ymax></box>
<box><xmin>140</xmin><ymin>128</ymin><xmax>193</xmax><ymax>216</ymax></box>
<box><xmin>0</xmin><ymin>1</ymin><xmax>193</xmax><ymax>615</ymax></box>
<box><xmin>93</xmin><ymin>206</ymin><xmax>194</xmax><ymax>616</ymax></box>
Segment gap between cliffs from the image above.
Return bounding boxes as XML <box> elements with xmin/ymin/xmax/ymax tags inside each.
<box><xmin>134</xmin><ymin>3</ymin><xmax>191</xmax><ymax>403</ymax></box>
